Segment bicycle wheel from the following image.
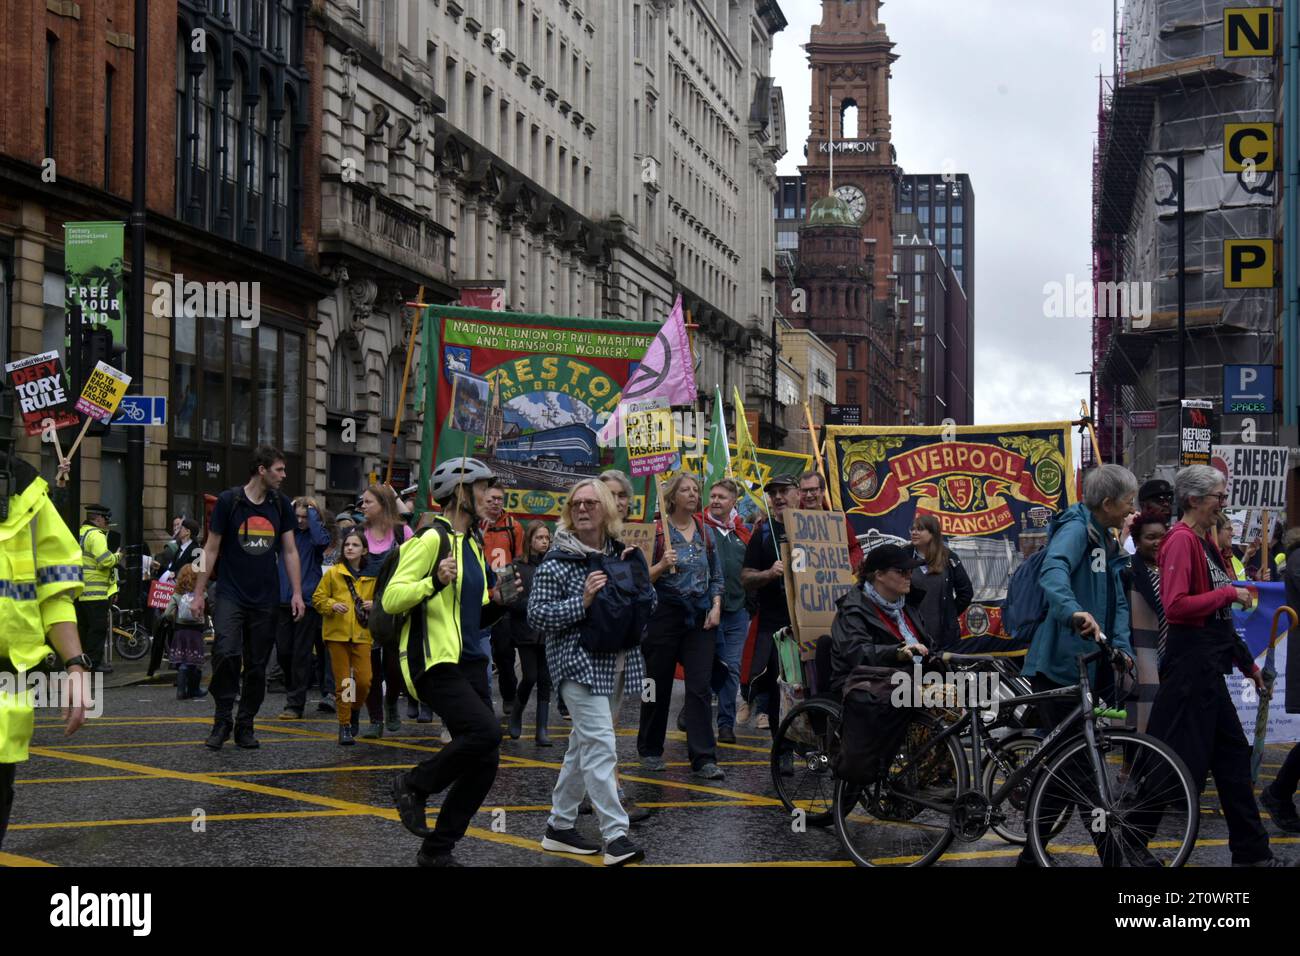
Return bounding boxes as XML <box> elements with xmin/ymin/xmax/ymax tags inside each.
<box><xmin>982</xmin><ymin>732</ymin><xmax>1070</xmax><ymax>845</ymax></box>
<box><xmin>113</xmin><ymin>625</ymin><xmax>152</xmax><ymax>661</ymax></box>
<box><xmin>1025</xmin><ymin>729</ymin><xmax>1198</xmax><ymax>867</ymax></box>
<box><xmin>832</xmin><ymin>712</ymin><xmax>967</xmax><ymax>867</ymax></box>
<box><xmin>771</xmin><ymin>697</ymin><xmax>841</xmax><ymax>827</ymax></box>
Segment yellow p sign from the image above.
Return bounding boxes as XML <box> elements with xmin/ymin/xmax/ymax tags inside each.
<box><xmin>1224</xmin><ymin>7</ymin><xmax>1273</xmax><ymax>57</ymax></box>
<box><xmin>1223</xmin><ymin>240</ymin><xmax>1274</xmax><ymax>289</ymax></box>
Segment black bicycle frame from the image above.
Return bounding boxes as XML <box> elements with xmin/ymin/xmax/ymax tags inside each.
<box><xmin>878</xmin><ymin>648</ymin><xmax>1114</xmax><ymax>817</ymax></box>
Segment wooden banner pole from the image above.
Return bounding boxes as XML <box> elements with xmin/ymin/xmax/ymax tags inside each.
<box><xmin>386</xmin><ymin>287</ymin><xmax>425</xmax><ymax>485</ymax></box>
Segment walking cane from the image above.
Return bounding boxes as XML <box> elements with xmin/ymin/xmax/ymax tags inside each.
<box><xmin>1251</xmin><ymin>604</ymin><xmax>1297</xmax><ymax>784</ymax></box>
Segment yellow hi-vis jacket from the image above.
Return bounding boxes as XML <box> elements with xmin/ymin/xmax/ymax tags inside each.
<box><xmin>0</xmin><ymin>464</ymin><xmax>85</xmax><ymax>763</ymax></box>
<box><xmin>382</xmin><ymin>516</ymin><xmax>487</xmax><ymax>699</ymax></box>
<box><xmin>77</xmin><ymin>522</ymin><xmax>118</xmax><ymax>601</ymax></box>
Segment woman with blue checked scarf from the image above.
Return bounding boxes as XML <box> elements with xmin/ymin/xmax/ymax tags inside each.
<box><xmin>529</xmin><ymin>478</ymin><xmax>651</xmax><ymax>866</ymax></box>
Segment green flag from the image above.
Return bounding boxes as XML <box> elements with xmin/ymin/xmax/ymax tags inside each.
<box><xmin>705</xmin><ymin>387</ymin><xmax>730</xmax><ymax>485</ymax></box>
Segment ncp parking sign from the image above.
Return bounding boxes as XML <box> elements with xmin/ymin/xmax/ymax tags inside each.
<box><xmin>1224</xmin><ymin>364</ymin><xmax>1274</xmax><ymax>415</ymax></box>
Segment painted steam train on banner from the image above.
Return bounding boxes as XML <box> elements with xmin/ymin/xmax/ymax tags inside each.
<box><xmin>491</xmin><ymin>422</ymin><xmax>600</xmax><ymax>472</ymax></box>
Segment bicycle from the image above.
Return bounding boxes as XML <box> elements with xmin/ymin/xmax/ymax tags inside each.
<box><xmin>109</xmin><ymin>605</ymin><xmax>153</xmax><ymax>662</ymax></box>
<box><xmin>770</xmin><ymin>639</ymin><xmax>1045</xmax><ymax>833</ymax></box>
<box><xmin>831</xmin><ymin>633</ymin><xmax>1199</xmax><ymax>867</ymax></box>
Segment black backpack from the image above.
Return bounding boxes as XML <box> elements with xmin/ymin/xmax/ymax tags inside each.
<box><xmin>369</xmin><ymin>522</ymin><xmax>452</xmax><ymax>648</ymax></box>
<box><xmin>551</xmin><ymin>545</ymin><xmax>655</xmax><ymax>655</ymax></box>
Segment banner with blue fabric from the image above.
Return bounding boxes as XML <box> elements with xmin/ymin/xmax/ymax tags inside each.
<box><xmin>1229</xmin><ymin>581</ymin><xmax>1300</xmax><ymax>744</ymax></box>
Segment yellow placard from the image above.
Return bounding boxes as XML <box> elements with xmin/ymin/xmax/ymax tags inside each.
<box><xmin>1223</xmin><ymin>240</ymin><xmax>1274</xmax><ymax>288</ymax></box>
<box><xmin>1224</xmin><ymin>7</ymin><xmax>1273</xmax><ymax>57</ymax></box>
<box><xmin>75</xmin><ymin>361</ymin><xmax>131</xmax><ymax>420</ymax></box>
<box><xmin>1224</xmin><ymin>123</ymin><xmax>1275</xmax><ymax>173</ymax></box>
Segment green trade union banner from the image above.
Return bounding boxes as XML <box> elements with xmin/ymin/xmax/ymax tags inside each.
<box><xmin>63</xmin><ymin>222</ymin><xmax>125</xmax><ymax>345</ymax></box>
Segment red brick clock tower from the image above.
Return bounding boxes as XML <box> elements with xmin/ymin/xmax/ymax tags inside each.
<box><xmin>799</xmin><ymin>0</ymin><xmax>898</xmax><ymax>296</ymax></box>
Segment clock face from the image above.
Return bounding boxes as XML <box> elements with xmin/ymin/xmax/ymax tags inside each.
<box><xmin>835</xmin><ymin>185</ymin><xmax>868</xmax><ymax>221</ymax></box>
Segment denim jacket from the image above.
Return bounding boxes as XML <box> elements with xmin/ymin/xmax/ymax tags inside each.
<box><xmin>653</xmin><ymin>517</ymin><xmax>723</xmax><ymax>614</ymax></box>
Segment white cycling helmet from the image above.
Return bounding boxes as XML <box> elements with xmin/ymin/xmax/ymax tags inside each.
<box><xmin>429</xmin><ymin>456</ymin><xmax>495</xmax><ymax>503</ymax></box>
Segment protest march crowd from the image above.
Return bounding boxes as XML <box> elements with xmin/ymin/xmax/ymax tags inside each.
<box><xmin>4</xmin><ymin>433</ymin><xmax>1299</xmax><ymax>869</ymax></box>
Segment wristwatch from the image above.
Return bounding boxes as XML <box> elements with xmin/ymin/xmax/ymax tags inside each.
<box><xmin>64</xmin><ymin>653</ymin><xmax>94</xmax><ymax>671</ymax></box>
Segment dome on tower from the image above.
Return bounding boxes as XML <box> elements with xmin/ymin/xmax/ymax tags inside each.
<box><xmin>805</xmin><ymin>194</ymin><xmax>858</xmax><ymax>228</ymax></box>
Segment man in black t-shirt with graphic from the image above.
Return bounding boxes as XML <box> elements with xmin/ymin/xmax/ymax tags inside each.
<box><xmin>192</xmin><ymin>445</ymin><xmax>304</xmax><ymax>750</ymax></box>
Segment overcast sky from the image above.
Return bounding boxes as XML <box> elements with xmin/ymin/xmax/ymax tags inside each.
<box><xmin>771</xmin><ymin>0</ymin><xmax>1115</xmax><ymax>442</ymax></box>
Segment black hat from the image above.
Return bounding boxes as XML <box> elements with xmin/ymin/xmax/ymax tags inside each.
<box><xmin>1138</xmin><ymin>479</ymin><xmax>1173</xmax><ymax>503</ymax></box>
<box><xmin>764</xmin><ymin>475</ymin><xmax>796</xmax><ymax>492</ymax></box>
<box><xmin>861</xmin><ymin>543</ymin><xmax>925</xmax><ymax>576</ymax></box>
<box><xmin>84</xmin><ymin>503</ymin><xmax>112</xmax><ymax>520</ymax></box>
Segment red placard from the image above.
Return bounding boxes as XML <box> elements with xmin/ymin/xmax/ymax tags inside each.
<box><xmin>4</xmin><ymin>351</ymin><xmax>80</xmax><ymax>436</ymax></box>
<box><xmin>147</xmin><ymin>580</ymin><xmax>175</xmax><ymax>610</ymax></box>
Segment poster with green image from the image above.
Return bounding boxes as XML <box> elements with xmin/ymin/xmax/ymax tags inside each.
<box><xmin>63</xmin><ymin>222</ymin><xmax>125</xmax><ymax>345</ymax></box>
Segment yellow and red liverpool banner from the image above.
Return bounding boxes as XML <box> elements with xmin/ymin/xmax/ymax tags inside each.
<box><xmin>826</xmin><ymin>422</ymin><xmax>1077</xmax><ymax>654</ymax></box>
<box><xmin>827</xmin><ymin>422</ymin><xmax>1076</xmax><ymax>542</ymax></box>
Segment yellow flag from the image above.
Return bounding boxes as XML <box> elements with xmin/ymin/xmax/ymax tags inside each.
<box><xmin>733</xmin><ymin>385</ymin><xmax>758</xmax><ymax>467</ymax></box>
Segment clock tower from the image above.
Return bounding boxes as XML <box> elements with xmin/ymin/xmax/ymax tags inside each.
<box><xmin>781</xmin><ymin>0</ymin><xmax>913</xmax><ymax>425</ymax></box>
<box><xmin>800</xmin><ymin>0</ymin><xmax>898</xmax><ymax>295</ymax></box>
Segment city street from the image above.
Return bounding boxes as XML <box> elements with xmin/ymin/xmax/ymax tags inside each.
<box><xmin>3</xmin><ymin>668</ymin><xmax>1296</xmax><ymax>868</ymax></box>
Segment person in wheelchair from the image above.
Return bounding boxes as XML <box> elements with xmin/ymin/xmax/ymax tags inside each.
<box><xmin>829</xmin><ymin>543</ymin><xmax>930</xmax><ymax>696</ymax></box>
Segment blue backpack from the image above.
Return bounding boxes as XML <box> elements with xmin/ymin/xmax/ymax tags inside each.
<box><xmin>1003</xmin><ymin>520</ymin><xmax>1101</xmax><ymax>643</ymax></box>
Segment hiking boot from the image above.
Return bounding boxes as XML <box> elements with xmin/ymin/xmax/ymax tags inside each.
<box><xmin>541</xmin><ymin>825</ymin><xmax>600</xmax><ymax>855</ymax></box>
<box><xmin>233</xmin><ymin>724</ymin><xmax>260</xmax><ymax>749</ymax></box>
<box><xmin>693</xmin><ymin>762</ymin><xmax>725</xmax><ymax>781</ymax></box>
<box><xmin>204</xmin><ymin>719</ymin><xmax>232</xmax><ymax>751</ymax></box>
<box><xmin>392</xmin><ymin>772</ymin><xmax>433</xmax><ymax>837</ymax></box>
<box><xmin>603</xmin><ymin>836</ymin><xmax>645</xmax><ymax>866</ymax></box>
<box><xmin>1260</xmin><ymin>785</ymin><xmax>1300</xmax><ymax>833</ymax></box>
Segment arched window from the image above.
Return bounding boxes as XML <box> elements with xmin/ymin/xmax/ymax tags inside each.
<box><xmin>839</xmin><ymin>99</ymin><xmax>859</xmax><ymax>140</ymax></box>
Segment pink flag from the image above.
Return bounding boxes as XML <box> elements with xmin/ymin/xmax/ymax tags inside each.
<box><xmin>598</xmin><ymin>295</ymin><xmax>697</xmax><ymax>445</ymax></box>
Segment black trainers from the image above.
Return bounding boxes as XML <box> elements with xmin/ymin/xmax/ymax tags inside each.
<box><xmin>204</xmin><ymin>719</ymin><xmax>232</xmax><ymax>751</ymax></box>
<box><xmin>541</xmin><ymin>825</ymin><xmax>600</xmax><ymax>855</ymax></box>
<box><xmin>603</xmin><ymin>835</ymin><xmax>645</xmax><ymax>866</ymax></box>
<box><xmin>233</xmin><ymin>724</ymin><xmax>260</xmax><ymax>749</ymax></box>
<box><xmin>392</xmin><ymin>772</ymin><xmax>433</xmax><ymax>837</ymax></box>
<box><xmin>416</xmin><ymin>849</ymin><xmax>460</xmax><ymax>867</ymax></box>
<box><xmin>1260</xmin><ymin>785</ymin><xmax>1300</xmax><ymax>833</ymax></box>
<box><xmin>1233</xmin><ymin>856</ymin><xmax>1298</xmax><ymax>867</ymax></box>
